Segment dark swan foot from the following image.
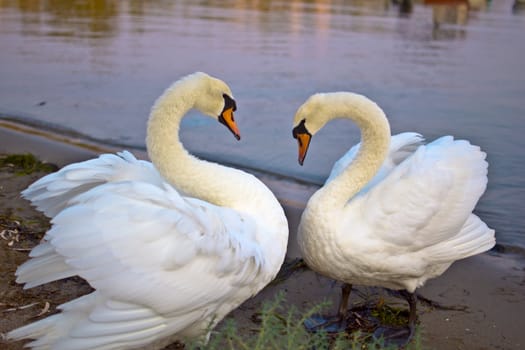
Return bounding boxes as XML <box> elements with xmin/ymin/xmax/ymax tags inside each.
<box><xmin>304</xmin><ymin>285</ymin><xmax>419</xmax><ymax>349</ymax></box>
<box><xmin>372</xmin><ymin>290</ymin><xmax>418</xmax><ymax>348</ymax></box>
<box><xmin>304</xmin><ymin>283</ymin><xmax>354</xmax><ymax>333</ymax></box>
<box><xmin>373</xmin><ymin>323</ymin><xmax>415</xmax><ymax>348</ymax></box>
<box><xmin>304</xmin><ymin>314</ymin><xmax>349</xmax><ymax>333</ymax></box>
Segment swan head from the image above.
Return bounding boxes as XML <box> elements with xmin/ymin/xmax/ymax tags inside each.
<box><xmin>292</xmin><ymin>92</ymin><xmax>387</xmax><ymax>165</ymax></box>
<box><xmin>292</xmin><ymin>93</ymin><xmax>330</xmax><ymax>165</ymax></box>
<box><xmin>191</xmin><ymin>72</ymin><xmax>240</xmax><ymax>140</ymax></box>
<box><xmin>151</xmin><ymin>72</ymin><xmax>240</xmax><ymax>140</ymax></box>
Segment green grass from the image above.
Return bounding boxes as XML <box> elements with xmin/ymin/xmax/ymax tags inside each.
<box><xmin>0</xmin><ymin>153</ymin><xmax>57</xmax><ymax>175</ymax></box>
<box><xmin>185</xmin><ymin>292</ymin><xmax>423</xmax><ymax>350</ymax></box>
<box><xmin>370</xmin><ymin>302</ymin><xmax>410</xmax><ymax>328</ymax></box>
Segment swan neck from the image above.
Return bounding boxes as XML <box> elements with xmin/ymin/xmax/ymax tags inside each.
<box><xmin>318</xmin><ymin>93</ymin><xmax>391</xmax><ymax>208</ymax></box>
<box><xmin>145</xmin><ymin>81</ymin><xmax>238</xmax><ymax>207</ymax></box>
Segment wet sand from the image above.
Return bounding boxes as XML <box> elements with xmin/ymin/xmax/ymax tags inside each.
<box><xmin>0</xmin><ymin>121</ymin><xmax>524</xmax><ymax>349</ymax></box>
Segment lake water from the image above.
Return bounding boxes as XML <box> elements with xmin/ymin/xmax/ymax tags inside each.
<box><xmin>0</xmin><ymin>0</ymin><xmax>524</xmax><ymax>251</ymax></box>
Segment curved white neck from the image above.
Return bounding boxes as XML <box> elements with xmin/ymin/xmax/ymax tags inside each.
<box><xmin>146</xmin><ymin>80</ymin><xmax>245</xmax><ymax>208</ymax></box>
<box><xmin>311</xmin><ymin>93</ymin><xmax>391</xmax><ymax>211</ymax></box>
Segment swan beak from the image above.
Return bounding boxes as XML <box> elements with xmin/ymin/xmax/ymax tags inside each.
<box><xmin>219</xmin><ymin>107</ymin><xmax>241</xmax><ymax>141</ymax></box>
<box><xmin>296</xmin><ymin>133</ymin><xmax>311</xmax><ymax>166</ymax></box>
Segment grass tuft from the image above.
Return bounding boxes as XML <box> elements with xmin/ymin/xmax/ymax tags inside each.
<box><xmin>370</xmin><ymin>303</ymin><xmax>409</xmax><ymax>327</ymax></box>
<box><xmin>0</xmin><ymin>154</ymin><xmax>57</xmax><ymax>175</ymax></box>
<box><xmin>184</xmin><ymin>292</ymin><xmax>422</xmax><ymax>350</ymax></box>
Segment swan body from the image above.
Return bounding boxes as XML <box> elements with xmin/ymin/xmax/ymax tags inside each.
<box><xmin>8</xmin><ymin>72</ymin><xmax>288</xmax><ymax>350</ymax></box>
<box><xmin>292</xmin><ymin>91</ymin><xmax>495</xmax><ymax>295</ymax></box>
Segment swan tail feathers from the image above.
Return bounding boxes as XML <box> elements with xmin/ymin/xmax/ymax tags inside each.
<box><xmin>7</xmin><ymin>293</ymin><xmax>168</xmax><ymax>350</ymax></box>
<box><xmin>415</xmin><ymin>136</ymin><xmax>490</xmax><ymax>238</ymax></box>
<box><xmin>7</xmin><ymin>314</ymin><xmax>59</xmax><ymax>350</ymax></box>
<box><xmin>446</xmin><ymin>137</ymin><xmax>489</xmax><ymax>209</ymax></box>
<box><xmin>6</xmin><ymin>294</ymin><xmax>96</xmax><ymax>350</ymax></box>
<box><xmin>15</xmin><ymin>243</ymin><xmax>74</xmax><ymax>288</ymax></box>
<box><xmin>424</xmin><ymin>214</ymin><xmax>495</xmax><ymax>264</ymax></box>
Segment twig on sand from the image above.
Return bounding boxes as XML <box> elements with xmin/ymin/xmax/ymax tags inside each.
<box><xmin>2</xmin><ymin>301</ymin><xmax>51</xmax><ymax>318</ymax></box>
<box><xmin>36</xmin><ymin>302</ymin><xmax>50</xmax><ymax>317</ymax></box>
<box><xmin>2</xmin><ymin>302</ymin><xmax>39</xmax><ymax>313</ymax></box>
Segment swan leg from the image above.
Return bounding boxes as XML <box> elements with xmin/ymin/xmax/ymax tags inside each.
<box><xmin>404</xmin><ymin>290</ymin><xmax>417</xmax><ymax>340</ymax></box>
<box><xmin>304</xmin><ymin>283</ymin><xmax>352</xmax><ymax>332</ymax></box>
<box><xmin>337</xmin><ymin>283</ymin><xmax>352</xmax><ymax>317</ymax></box>
<box><xmin>373</xmin><ymin>290</ymin><xmax>417</xmax><ymax>347</ymax></box>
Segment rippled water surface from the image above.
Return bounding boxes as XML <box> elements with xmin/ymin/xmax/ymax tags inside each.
<box><xmin>1</xmin><ymin>0</ymin><xmax>524</xmax><ymax>249</ymax></box>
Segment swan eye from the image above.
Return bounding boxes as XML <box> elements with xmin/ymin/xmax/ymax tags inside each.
<box><xmin>292</xmin><ymin>119</ymin><xmax>310</xmax><ymax>140</ymax></box>
<box><xmin>222</xmin><ymin>94</ymin><xmax>237</xmax><ymax>111</ymax></box>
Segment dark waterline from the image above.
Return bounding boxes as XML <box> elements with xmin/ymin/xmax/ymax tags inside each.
<box><xmin>1</xmin><ymin>0</ymin><xmax>524</xmax><ymax>251</ymax></box>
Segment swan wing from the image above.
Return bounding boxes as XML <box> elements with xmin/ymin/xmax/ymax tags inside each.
<box><xmin>24</xmin><ymin>179</ymin><xmax>266</xmax><ymax>304</ymax></box>
<box><xmin>326</xmin><ymin>132</ymin><xmax>424</xmax><ymax>192</ymax></box>
<box><xmin>13</xmin><ymin>180</ymin><xmax>266</xmax><ymax>347</ymax></box>
<box><xmin>22</xmin><ymin>151</ymin><xmax>164</xmax><ymax>218</ymax></box>
<box><xmin>8</xmin><ymin>293</ymin><xmax>174</xmax><ymax>350</ymax></box>
<box><xmin>347</xmin><ymin>136</ymin><xmax>492</xmax><ymax>255</ymax></box>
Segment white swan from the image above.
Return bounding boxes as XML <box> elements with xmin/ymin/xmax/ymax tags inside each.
<box><xmin>292</xmin><ymin>92</ymin><xmax>495</xmax><ymax>340</ymax></box>
<box><xmin>8</xmin><ymin>72</ymin><xmax>288</xmax><ymax>350</ymax></box>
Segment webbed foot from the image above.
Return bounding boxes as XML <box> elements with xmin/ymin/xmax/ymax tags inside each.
<box><xmin>304</xmin><ymin>313</ymin><xmax>348</xmax><ymax>333</ymax></box>
<box><xmin>373</xmin><ymin>323</ymin><xmax>415</xmax><ymax>348</ymax></box>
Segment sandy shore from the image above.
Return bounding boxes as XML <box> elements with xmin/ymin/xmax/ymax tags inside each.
<box><xmin>0</xmin><ymin>120</ymin><xmax>524</xmax><ymax>349</ymax></box>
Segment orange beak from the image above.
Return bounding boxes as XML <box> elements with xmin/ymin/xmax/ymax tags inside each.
<box><xmin>219</xmin><ymin>107</ymin><xmax>241</xmax><ymax>140</ymax></box>
<box><xmin>296</xmin><ymin>132</ymin><xmax>311</xmax><ymax>166</ymax></box>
